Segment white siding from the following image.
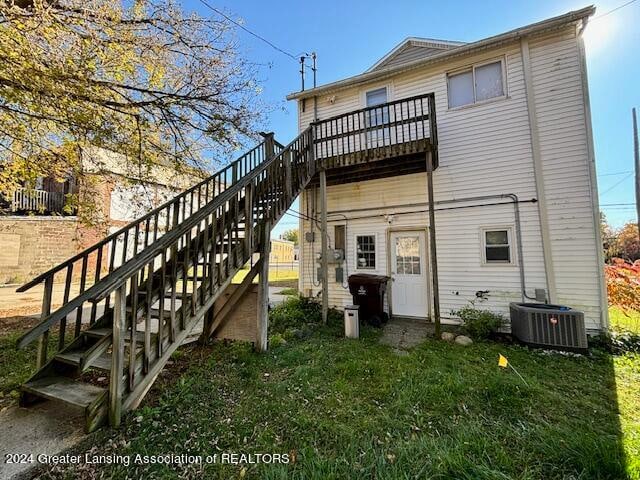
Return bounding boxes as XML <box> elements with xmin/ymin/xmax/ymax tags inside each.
<box><xmin>297</xmin><ymin>26</ymin><xmax>604</xmax><ymax>330</ymax></box>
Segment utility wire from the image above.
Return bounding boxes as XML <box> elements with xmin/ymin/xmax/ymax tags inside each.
<box><xmin>199</xmin><ymin>0</ymin><xmax>314</xmax><ymax>70</ymax></box>
<box><xmin>599</xmin><ymin>170</ymin><xmax>634</xmax><ymax>176</ymax></box>
<box><xmin>593</xmin><ymin>0</ymin><xmax>638</xmax><ymax>20</ymax></box>
<box><xmin>600</xmin><ymin>173</ymin><xmax>634</xmax><ymax>195</ymax></box>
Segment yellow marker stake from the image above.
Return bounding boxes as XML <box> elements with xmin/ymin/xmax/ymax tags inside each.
<box><xmin>498</xmin><ymin>354</ymin><xmax>529</xmax><ymax>387</ymax></box>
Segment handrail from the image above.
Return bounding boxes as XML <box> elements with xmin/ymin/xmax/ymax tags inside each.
<box><xmin>17</xmin><ymin>138</ymin><xmax>281</xmax><ymax>293</ymax></box>
<box><xmin>16</xmin><ymin>129</ymin><xmax>310</xmax><ymax>349</ymax></box>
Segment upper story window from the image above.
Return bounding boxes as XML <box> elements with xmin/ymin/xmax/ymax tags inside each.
<box><xmin>447</xmin><ymin>59</ymin><xmax>505</xmax><ymax>109</ymax></box>
<box><xmin>366</xmin><ymin>87</ymin><xmax>388</xmax><ymax>107</ymax></box>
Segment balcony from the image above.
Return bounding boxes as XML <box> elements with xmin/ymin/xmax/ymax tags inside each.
<box><xmin>9</xmin><ymin>187</ymin><xmax>68</xmax><ymax>215</ymax></box>
<box><xmin>310</xmin><ymin>92</ymin><xmax>437</xmax><ymax>186</ymax></box>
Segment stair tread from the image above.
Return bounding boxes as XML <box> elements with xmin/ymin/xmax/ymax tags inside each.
<box><xmin>56</xmin><ymin>351</ymin><xmax>113</xmax><ymax>371</ymax></box>
<box><xmin>23</xmin><ymin>376</ymin><xmax>106</xmax><ymax>408</ymax></box>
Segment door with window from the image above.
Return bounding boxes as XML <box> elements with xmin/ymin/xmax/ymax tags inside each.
<box><xmin>365</xmin><ymin>87</ymin><xmax>390</xmax><ymax>147</ymax></box>
<box><xmin>390</xmin><ymin>231</ymin><xmax>428</xmax><ymax>318</ymax></box>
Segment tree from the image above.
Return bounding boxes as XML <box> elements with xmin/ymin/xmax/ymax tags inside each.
<box><xmin>281</xmin><ymin>228</ymin><xmax>298</xmax><ymax>245</ymax></box>
<box><xmin>600</xmin><ymin>212</ymin><xmax>620</xmax><ymax>262</ymax></box>
<box><xmin>617</xmin><ymin>222</ymin><xmax>640</xmax><ymax>262</ymax></box>
<box><xmin>0</xmin><ymin>0</ymin><xmax>263</xmax><ymax>220</ymax></box>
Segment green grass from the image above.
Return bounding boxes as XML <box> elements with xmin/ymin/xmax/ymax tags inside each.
<box><xmin>277</xmin><ymin>287</ymin><xmax>299</xmax><ymax>296</ymax></box>
<box><xmin>610</xmin><ymin>306</ymin><xmax>640</xmax><ymax>333</ymax></box>
<box><xmin>232</xmin><ymin>267</ymin><xmax>298</xmax><ymax>284</ymax></box>
<box><xmin>37</xmin><ymin>302</ymin><xmax>639</xmax><ymax>480</ymax></box>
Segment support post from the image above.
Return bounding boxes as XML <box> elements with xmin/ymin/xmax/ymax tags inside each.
<box><xmin>109</xmin><ymin>282</ymin><xmax>126</xmax><ymax>427</ymax></box>
<box><xmin>426</xmin><ymin>152</ymin><xmax>441</xmax><ymax>338</ymax></box>
<box><xmin>36</xmin><ymin>275</ymin><xmax>53</xmax><ymax>369</ymax></box>
<box><xmin>320</xmin><ymin>169</ymin><xmax>329</xmax><ymax>324</ymax></box>
<box><xmin>256</xmin><ymin>222</ymin><xmax>271</xmax><ymax>352</ymax></box>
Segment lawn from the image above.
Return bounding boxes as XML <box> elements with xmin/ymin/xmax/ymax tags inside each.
<box><xmin>29</xmin><ymin>304</ymin><xmax>639</xmax><ymax>480</ymax></box>
<box><xmin>610</xmin><ymin>306</ymin><xmax>640</xmax><ymax>333</ymax></box>
<box><xmin>232</xmin><ymin>265</ymin><xmax>298</xmax><ymax>284</ymax></box>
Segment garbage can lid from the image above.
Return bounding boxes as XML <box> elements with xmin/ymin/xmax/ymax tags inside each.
<box><xmin>344</xmin><ymin>304</ymin><xmax>359</xmax><ymax>310</ymax></box>
<box><xmin>347</xmin><ymin>274</ymin><xmax>390</xmax><ymax>285</ymax></box>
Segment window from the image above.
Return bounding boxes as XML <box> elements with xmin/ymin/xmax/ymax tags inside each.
<box><xmin>395</xmin><ymin>236</ymin><xmax>421</xmax><ymax>275</ymax></box>
<box><xmin>356</xmin><ymin>235</ymin><xmax>376</xmax><ymax>269</ymax></box>
<box><xmin>482</xmin><ymin>229</ymin><xmax>512</xmax><ymax>264</ymax></box>
<box><xmin>448</xmin><ymin>60</ymin><xmax>504</xmax><ymax>108</ymax></box>
<box><xmin>365</xmin><ymin>87</ymin><xmax>390</xmax><ymax>146</ymax></box>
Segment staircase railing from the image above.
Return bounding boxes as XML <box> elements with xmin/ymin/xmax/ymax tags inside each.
<box><xmin>15</xmin><ymin>134</ymin><xmax>283</xmax><ymax>362</ymax></box>
<box><xmin>102</xmin><ymin>126</ymin><xmax>315</xmax><ymax>424</ymax></box>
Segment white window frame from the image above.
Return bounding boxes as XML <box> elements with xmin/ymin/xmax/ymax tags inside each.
<box><xmin>480</xmin><ymin>226</ymin><xmax>515</xmax><ymax>265</ymax></box>
<box><xmin>355</xmin><ymin>233</ymin><xmax>377</xmax><ymax>270</ymax></box>
<box><xmin>447</xmin><ymin>57</ymin><xmax>507</xmax><ymax>110</ymax></box>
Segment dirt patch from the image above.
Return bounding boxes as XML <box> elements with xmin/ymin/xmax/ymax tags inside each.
<box><xmin>0</xmin><ymin>315</ymin><xmax>40</xmax><ymax>337</ymax></box>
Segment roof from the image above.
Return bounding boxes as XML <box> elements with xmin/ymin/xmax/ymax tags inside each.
<box><xmin>287</xmin><ymin>6</ymin><xmax>595</xmax><ymax>101</ymax></box>
<box><xmin>366</xmin><ymin>37</ymin><xmax>466</xmax><ymax>72</ymax></box>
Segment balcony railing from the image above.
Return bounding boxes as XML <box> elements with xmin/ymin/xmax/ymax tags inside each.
<box><xmin>11</xmin><ymin>187</ymin><xmax>66</xmax><ymax>214</ymax></box>
<box><xmin>311</xmin><ymin>92</ymin><xmax>437</xmax><ymax>168</ymax></box>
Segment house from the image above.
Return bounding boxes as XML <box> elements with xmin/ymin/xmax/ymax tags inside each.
<box><xmin>270</xmin><ymin>238</ymin><xmax>295</xmax><ymax>264</ymax></box>
<box><xmin>0</xmin><ymin>147</ymin><xmax>201</xmax><ymax>284</ymax></box>
<box><xmin>287</xmin><ymin>6</ymin><xmax>607</xmax><ymax>332</ymax></box>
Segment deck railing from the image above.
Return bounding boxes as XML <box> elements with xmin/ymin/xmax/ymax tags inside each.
<box><xmin>11</xmin><ymin>187</ymin><xmax>66</xmax><ymax>214</ymax></box>
<box><xmin>311</xmin><ymin>92</ymin><xmax>437</xmax><ymax>167</ymax></box>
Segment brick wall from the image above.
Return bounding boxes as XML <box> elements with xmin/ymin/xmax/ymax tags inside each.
<box><xmin>0</xmin><ymin>217</ymin><xmax>81</xmax><ymax>284</ymax></box>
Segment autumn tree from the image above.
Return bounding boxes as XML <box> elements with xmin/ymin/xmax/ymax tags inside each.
<box><xmin>0</xmin><ymin>0</ymin><xmax>264</xmax><ymax>220</ymax></box>
<box><xmin>281</xmin><ymin>228</ymin><xmax>299</xmax><ymax>245</ymax></box>
<box><xmin>617</xmin><ymin>222</ymin><xmax>640</xmax><ymax>262</ymax></box>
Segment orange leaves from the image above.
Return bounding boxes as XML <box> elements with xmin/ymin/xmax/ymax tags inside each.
<box><xmin>605</xmin><ymin>258</ymin><xmax>640</xmax><ymax>313</ymax></box>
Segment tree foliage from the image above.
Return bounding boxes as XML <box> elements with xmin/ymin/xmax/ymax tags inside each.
<box><xmin>281</xmin><ymin>228</ymin><xmax>298</xmax><ymax>245</ymax></box>
<box><xmin>0</xmin><ymin>0</ymin><xmax>263</xmax><ymax>208</ymax></box>
<box><xmin>605</xmin><ymin>259</ymin><xmax>640</xmax><ymax>313</ymax></box>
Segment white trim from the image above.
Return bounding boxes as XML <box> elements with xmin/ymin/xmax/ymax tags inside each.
<box><xmin>354</xmin><ymin>233</ymin><xmax>378</xmax><ymax>271</ymax></box>
<box><xmin>479</xmin><ymin>226</ymin><xmax>516</xmax><ymax>265</ymax></box>
<box><xmin>360</xmin><ymin>83</ymin><xmax>394</xmax><ymax>108</ymax></box>
<box><xmin>520</xmin><ymin>37</ymin><xmax>557</xmax><ymax>303</ymax></box>
<box><xmin>446</xmin><ymin>56</ymin><xmax>508</xmax><ymax>110</ymax></box>
<box><xmin>576</xmin><ymin>26</ymin><xmax>609</xmax><ymax>330</ymax></box>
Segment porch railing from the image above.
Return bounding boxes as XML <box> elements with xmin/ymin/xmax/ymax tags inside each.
<box><xmin>311</xmin><ymin>92</ymin><xmax>437</xmax><ymax>166</ymax></box>
<box><xmin>12</xmin><ymin>187</ymin><xmax>66</xmax><ymax>213</ymax></box>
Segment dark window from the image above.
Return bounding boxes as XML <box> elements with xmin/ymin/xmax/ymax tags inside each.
<box><xmin>484</xmin><ymin>229</ymin><xmax>511</xmax><ymax>263</ymax></box>
<box><xmin>356</xmin><ymin>235</ymin><xmax>376</xmax><ymax>269</ymax></box>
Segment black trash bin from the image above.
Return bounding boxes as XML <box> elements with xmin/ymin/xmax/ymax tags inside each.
<box><xmin>348</xmin><ymin>274</ymin><xmax>390</xmax><ymax>327</ymax></box>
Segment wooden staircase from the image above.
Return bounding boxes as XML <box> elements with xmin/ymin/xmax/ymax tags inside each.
<box><xmin>15</xmin><ymin>130</ymin><xmax>317</xmax><ymax>431</ymax></box>
<box><xmin>14</xmin><ymin>92</ymin><xmax>439</xmax><ymax>432</ymax></box>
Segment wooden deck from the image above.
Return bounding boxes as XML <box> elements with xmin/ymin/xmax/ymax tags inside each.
<box><xmin>310</xmin><ymin>92</ymin><xmax>436</xmax><ymax>184</ymax></box>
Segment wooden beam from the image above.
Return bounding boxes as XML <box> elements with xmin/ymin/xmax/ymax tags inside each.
<box><xmin>320</xmin><ymin>169</ymin><xmax>329</xmax><ymax>324</ymax></box>
<box><xmin>426</xmin><ymin>152</ymin><xmax>441</xmax><ymax>338</ymax></box>
<box><xmin>36</xmin><ymin>276</ymin><xmax>53</xmax><ymax>369</ymax></box>
<box><xmin>109</xmin><ymin>283</ymin><xmax>126</xmax><ymax>428</ymax></box>
<box><xmin>256</xmin><ymin>223</ymin><xmax>271</xmax><ymax>352</ymax></box>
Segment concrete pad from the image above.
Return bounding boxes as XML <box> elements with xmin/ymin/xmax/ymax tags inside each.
<box><xmin>0</xmin><ymin>401</ymin><xmax>86</xmax><ymax>479</ymax></box>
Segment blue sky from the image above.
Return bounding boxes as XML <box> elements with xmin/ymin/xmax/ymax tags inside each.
<box><xmin>186</xmin><ymin>0</ymin><xmax>640</xmax><ymax>237</ymax></box>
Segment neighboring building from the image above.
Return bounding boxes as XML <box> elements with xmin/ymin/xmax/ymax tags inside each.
<box><xmin>0</xmin><ymin>147</ymin><xmax>202</xmax><ymax>284</ymax></box>
<box><xmin>288</xmin><ymin>7</ymin><xmax>607</xmax><ymax>332</ymax></box>
<box><xmin>270</xmin><ymin>238</ymin><xmax>295</xmax><ymax>264</ymax></box>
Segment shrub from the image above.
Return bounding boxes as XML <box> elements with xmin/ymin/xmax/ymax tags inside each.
<box><xmin>453</xmin><ymin>304</ymin><xmax>505</xmax><ymax>339</ymax></box>
<box><xmin>605</xmin><ymin>259</ymin><xmax>640</xmax><ymax>313</ymax></box>
<box><xmin>269</xmin><ymin>295</ymin><xmax>342</xmax><ymax>338</ymax></box>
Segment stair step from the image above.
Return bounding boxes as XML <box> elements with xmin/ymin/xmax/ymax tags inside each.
<box><xmin>56</xmin><ymin>351</ymin><xmax>112</xmax><ymax>372</ymax></box>
<box><xmin>84</xmin><ymin>327</ymin><xmax>157</xmax><ymax>344</ymax></box>
<box><xmin>23</xmin><ymin>376</ymin><xmax>106</xmax><ymax>409</ymax></box>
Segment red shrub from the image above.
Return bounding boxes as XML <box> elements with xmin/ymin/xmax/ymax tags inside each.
<box><xmin>605</xmin><ymin>258</ymin><xmax>640</xmax><ymax>312</ymax></box>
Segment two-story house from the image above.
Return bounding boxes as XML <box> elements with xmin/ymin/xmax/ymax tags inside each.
<box><xmin>288</xmin><ymin>6</ymin><xmax>607</xmax><ymax>332</ymax></box>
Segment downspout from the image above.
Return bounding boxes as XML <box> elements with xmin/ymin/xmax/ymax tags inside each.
<box><xmin>520</xmin><ymin>37</ymin><xmax>557</xmax><ymax>303</ymax></box>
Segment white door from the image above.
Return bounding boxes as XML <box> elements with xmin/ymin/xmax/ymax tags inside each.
<box><xmin>390</xmin><ymin>231</ymin><xmax>428</xmax><ymax>317</ymax></box>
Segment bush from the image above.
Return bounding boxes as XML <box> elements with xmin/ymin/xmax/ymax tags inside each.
<box><xmin>589</xmin><ymin>330</ymin><xmax>640</xmax><ymax>355</ymax></box>
<box><xmin>453</xmin><ymin>305</ymin><xmax>505</xmax><ymax>339</ymax></box>
<box><xmin>605</xmin><ymin>259</ymin><xmax>640</xmax><ymax>313</ymax></box>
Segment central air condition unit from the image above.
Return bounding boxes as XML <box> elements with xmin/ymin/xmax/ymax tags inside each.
<box><xmin>509</xmin><ymin>303</ymin><xmax>588</xmax><ymax>351</ymax></box>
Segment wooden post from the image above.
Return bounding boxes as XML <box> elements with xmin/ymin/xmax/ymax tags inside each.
<box><xmin>256</xmin><ymin>222</ymin><xmax>271</xmax><ymax>352</ymax></box>
<box><xmin>36</xmin><ymin>275</ymin><xmax>53</xmax><ymax>369</ymax></box>
<box><xmin>426</xmin><ymin>151</ymin><xmax>441</xmax><ymax>338</ymax></box>
<box><xmin>320</xmin><ymin>168</ymin><xmax>329</xmax><ymax>324</ymax></box>
<box><xmin>109</xmin><ymin>282</ymin><xmax>126</xmax><ymax>427</ymax></box>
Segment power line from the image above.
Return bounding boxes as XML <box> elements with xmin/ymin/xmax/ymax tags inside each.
<box><xmin>198</xmin><ymin>0</ymin><xmax>313</xmax><ymax>70</ymax></box>
<box><xmin>600</xmin><ymin>173</ymin><xmax>634</xmax><ymax>195</ymax></box>
<box><xmin>601</xmin><ymin>202</ymin><xmax>635</xmax><ymax>206</ymax></box>
<box><xmin>593</xmin><ymin>0</ymin><xmax>638</xmax><ymax>20</ymax></box>
<box><xmin>599</xmin><ymin>170</ymin><xmax>634</xmax><ymax>176</ymax></box>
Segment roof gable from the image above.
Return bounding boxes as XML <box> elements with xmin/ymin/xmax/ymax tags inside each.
<box><xmin>367</xmin><ymin>37</ymin><xmax>466</xmax><ymax>72</ymax></box>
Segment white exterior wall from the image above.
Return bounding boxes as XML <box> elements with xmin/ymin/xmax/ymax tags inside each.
<box><xmin>296</xmin><ymin>26</ymin><xmax>604</xmax><ymax>331</ymax></box>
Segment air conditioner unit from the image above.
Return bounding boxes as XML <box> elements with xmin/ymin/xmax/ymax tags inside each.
<box><xmin>509</xmin><ymin>303</ymin><xmax>588</xmax><ymax>351</ymax></box>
